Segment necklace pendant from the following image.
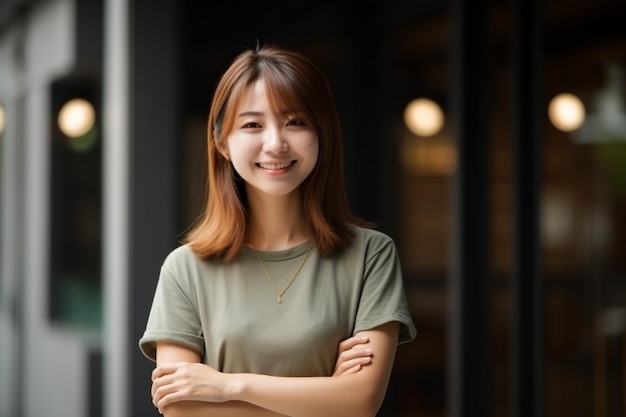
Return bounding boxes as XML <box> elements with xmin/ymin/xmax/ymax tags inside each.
<box><xmin>256</xmin><ymin>243</ymin><xmax>312</xmax><ymax>305</ymax></box>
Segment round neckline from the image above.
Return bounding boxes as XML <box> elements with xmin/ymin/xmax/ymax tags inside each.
<box><xmin>243</xmin><ymin>240</ymin><xmax>313</xmax><ymax>262</ymax></box>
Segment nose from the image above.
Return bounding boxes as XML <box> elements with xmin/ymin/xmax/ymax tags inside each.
<box><xmin>262</xmin><ymin>127</ymin><xmax>287</xmax><ymax>154</ymax></box>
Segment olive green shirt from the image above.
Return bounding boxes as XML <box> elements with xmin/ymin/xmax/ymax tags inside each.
<box><xmin>139</xmin><ymin>226</ymin><xmax>416</xmax><ymax>377</ymax></box>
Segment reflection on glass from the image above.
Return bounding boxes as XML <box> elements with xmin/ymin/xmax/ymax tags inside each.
<box><xmin>574</xmin><ymin>64</ymin><xmax>626</xmax><ymax>144</ymax></box>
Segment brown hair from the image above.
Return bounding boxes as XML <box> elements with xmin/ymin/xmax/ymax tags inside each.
<box><xmin>184</xmin><ymin>43</ymin><xmax>370</xmax><ymax>261</ymax></box>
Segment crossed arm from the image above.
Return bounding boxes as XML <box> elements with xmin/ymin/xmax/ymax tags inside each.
<box><xmin>151</xmin><ymin>321</ymin><xmax>399</xmax><ymax>417</ymax></box>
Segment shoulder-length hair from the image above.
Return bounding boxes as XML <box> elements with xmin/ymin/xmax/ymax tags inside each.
<box><xmin>184</xmin><ymin>43</ymin><xmax>370</xmax><ymax>261</ymax></box>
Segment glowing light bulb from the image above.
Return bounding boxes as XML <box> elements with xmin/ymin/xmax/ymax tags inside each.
<box><xmin>404</xmin><ymin>98</ymin><xmax>445</xmax><ymax>137</ymax></box>
<box><xmin>58</xmin><ymin>98</ymin><xmax>96</xmax><ymax>137</ymax></box>
<box><xmin>548</xmin><ymin>93</ymin><xmax>585</xmax><ymax>132</ymax></box>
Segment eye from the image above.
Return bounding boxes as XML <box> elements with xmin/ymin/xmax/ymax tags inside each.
<box><xmin>286</xmin><ymin>119</ymin><xmax>306</xmax><ymax>127</ymax></box>
<box><xmin>242</xmin><ymin>122</ymin><xmax>262</xmax><ymax>129</ymax></box>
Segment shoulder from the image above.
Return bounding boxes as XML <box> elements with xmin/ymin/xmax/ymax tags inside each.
<box><xmin>162</xmin><ymin>244</ymin><xmax>200</xmax><ymax>267</ymax></box>
<box><xmin>157</xmin><ymin>245</ymin><xmax>227</xmax><ymax>296</ymax></box>
<box><xmin>160</xmin><ymin>244</ymin><xmax>214</xmax><ymax>279</ymax></box>
<box><xmin>350</xmin><ymin>225</ymin><xmax>397</xmax><ymax>250</ymax></box>
<box><xmin>344</xmin><ymin>225</ymin><xmax>399</xmax><ymax>264</ymax></box>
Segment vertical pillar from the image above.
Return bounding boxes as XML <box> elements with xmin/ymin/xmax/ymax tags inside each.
<box><xmin>0</xmin><ymin>98</ymin><xmax>27</xmax><ymax>417</ymax></box>
<box><xmin>103</xmin><ymin>0</ymin><xmax>130</xmax><ymax>416</ymax></box>
<box><xmin>340</xmin><ymin>5</ymin><xmax>388</xmax><ymax>227</ymax></box>
<box><xmin>512</xmin><ymin>0</ymin><xmax>544</xmax><ymax>416</ymax></box>
<box><xmin>129</xmin><ymin>1</ymin><xmax>181</xmax><ymax>416</ymax></box>
<box><xmin>449</xmin><ymin>0</ymin><xmax>491</xmax><ymax>416</ymax></box>
<box><xmin>103</xmin><ymin>1</ymin><xmax>180</xmax><ymax>415</ymax></box>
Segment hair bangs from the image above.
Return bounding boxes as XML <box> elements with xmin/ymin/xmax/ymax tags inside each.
<box><xmin>261</xmin><ymin>65</ymin><xmax>311</xmax><ymax>123</ymax></box>
<box><xmin>214</xmin><ymin>76</ymin><xmax>253</xmax><ymax>142</ymax></box>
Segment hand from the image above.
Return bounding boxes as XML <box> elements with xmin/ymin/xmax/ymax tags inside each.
<box><xmin>332</xmin><ymin>335</ymin><xmax>373</xmax><ymax>376</ymax></box>
<box><xmin>151</xmin><ymin>362</ymin><xmax>229</xmax><ymax>413</ymax></box>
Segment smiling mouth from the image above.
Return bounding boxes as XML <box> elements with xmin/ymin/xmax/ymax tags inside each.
<box><xmin>257</xmin><ymin>161</ymin><xmax>295</xmax><ymax>170</ymax></box>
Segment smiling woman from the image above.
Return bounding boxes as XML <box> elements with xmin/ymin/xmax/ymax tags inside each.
<box><xmin>138</xmin><ymin>43</ymin><xmax>416</xmax><ymax>417</ymax></box>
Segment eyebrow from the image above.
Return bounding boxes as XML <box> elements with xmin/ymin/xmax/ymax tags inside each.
<box><xmin>236</xmin><ymin>109</ymin><xmax>305</xmax><ymax>119</ymax></box>
<box><xmin>237</xmin><ymin>111</ymin><xmax>265</xmax><ymax>118</ymax></box>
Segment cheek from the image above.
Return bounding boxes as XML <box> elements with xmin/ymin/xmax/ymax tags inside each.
<box><xmin>227</xmin><ymin>143</ymin><xmax>257</xmax><ymax>174</ymax></box>
<box><xmin>310</xmin><ymin>140</ymin><xmax>320</xmax><ymax>164</ymax></box>
<box><xmin>224</xmin><ymin>138</ymin><xmax>245</xmax><ymax>161</ymax></box>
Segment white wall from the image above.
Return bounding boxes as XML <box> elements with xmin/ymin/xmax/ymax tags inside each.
<box><xmin>0</xmin><ymin>24</ymin><xmax>21</xmax><ymax>413</ymax></box>
<box><xmin>0</xmin><ymin>0</ymin><xmax>93</xmax><ymax>416</ymax></box>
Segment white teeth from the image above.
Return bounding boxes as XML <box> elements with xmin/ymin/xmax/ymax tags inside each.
<box><xmin>259</xmin><ymin>162</ymin><xmax>292</xmax><ymax>170</ymax></box>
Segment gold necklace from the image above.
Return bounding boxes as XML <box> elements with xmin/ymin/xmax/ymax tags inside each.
<box><xmin>254</xmin><ymin>243</ymin><xmax>313</xmax><ymax>304</ymax></box>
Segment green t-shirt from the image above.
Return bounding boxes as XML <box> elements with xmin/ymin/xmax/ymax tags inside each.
<box><xmin>139</xmin><ymin>226</ymin><xmax>416</xmax><ymax>377</ymax></box>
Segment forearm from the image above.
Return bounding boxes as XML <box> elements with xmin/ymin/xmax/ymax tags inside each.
<box><xmin>223</xmin><ymin>324</ymin><xmax>400</xmax><ymax>417</ymax></box>
<box><xmin>227</xmin><ymin>365</ymin><xmax>388</xmax><ymax>417</ymax></box>
<box><xmin>162</xmin><ymin>400</ymin><xmax>288</xmax><ymax>417</ymax></box>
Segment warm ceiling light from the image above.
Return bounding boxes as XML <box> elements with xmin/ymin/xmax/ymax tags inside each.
<box><xmin>58</xmin><ymin>98</ymin><xmax>96</xmax><ymax>137</ymax></box>
<box><xmin>404</xmin><ymin>98</ymin><xmax>444</xmax><ymax>137</ymax></box>
<box><xmin>548</xmin><ymin>93</ymin><xmax>585</xmax><ymax>132</ymax></box>
<box><xmin>0</xmin><ymin>105</ymin><xmax>5</xmax><ymax>135</ymax></box>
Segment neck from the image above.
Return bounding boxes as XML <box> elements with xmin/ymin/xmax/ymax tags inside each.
<box><xmin>246</xmin><ymin>189</ymin><xmax>309</xmax><ymax>251</ymax></box>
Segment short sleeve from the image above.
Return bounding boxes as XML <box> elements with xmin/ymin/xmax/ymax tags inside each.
<box><xmin>138</xmin><ymin>264</ymin><xmax>205</xmax><ymax>361</ymax></box>
<box><xmin>354</xmin><ymin>236</ymin><xmax>416</xmax><ymax>344</ymax></box>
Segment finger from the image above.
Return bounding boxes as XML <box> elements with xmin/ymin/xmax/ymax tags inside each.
<box><xmin>151</xmin><ymin>372</ymin><xmax>178</xmax><ymax>398</ymax></box>
<box><xmin>153</xmin><ymin>377</ymin><xmax>187</xmax><ymax>409</ymax></box>
<box><xmin>152</xmin><ymin>378</ymin><xmax>169</xmax><ymax>405</ymax></box>
<box><xmin>334</xmin><ymin>347</ymin><xmax>372</xmax><ymax>375</ymax></box>
<box><xmin>156</xmin><ymin>385</ymin><xmax>188</xmax><ymax>411</ymax></box>
<box><xmin>151</xmin><ymin>379</ymin><xmax>163</xmax><ymax>398</ymax></box>
<box><xmin>343</xmin><ymin>364</ymin><xmax>362</xmax><ymax>375</ymax></box>
<box><xmin>337</xmin><ymin>335</ymin><xmax>368</xmax><ymax>352</ymax></box>
<box><xmin>151</xmin><ymin>374</ymin><xmax>166</xmax><ymax>397</ymax></box>
<box><xmin>338</xmin><ymin>335</ymin><xmax>369</xmax><ymax>353</ymax></box>
<box><xmin>152</xmin><ymin>382</ymin><xmax>172</xmax><ymax>408</ymax></box>
<box><xmin>334</xmin><ymin>356</ymin><xmax>372</xmax><ymax>376</ymax></box>
<box><xmin>334</xmin><ymin>364</ymin><xmax>362</xmax><ymax>377</ymax></box>
<box><xmin>337</xmin><ymin>347</ymin><xmax>373</xmax><ymax>365</ymax></box>
<box><xmin>346</xmin><ymin>348</ymin><xmax>373</xmax><ymax>360</ymax></box>
<box><xmin>152</xmin><ymin>362</ymin><xmax>186</xmax><ymax>380</ymax></box>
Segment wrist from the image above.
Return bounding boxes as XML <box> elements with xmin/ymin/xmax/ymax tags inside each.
<box><xmin>223</xmin><ymin>373</ymin><xmax>246</xmax><ymax>402</ymax></box>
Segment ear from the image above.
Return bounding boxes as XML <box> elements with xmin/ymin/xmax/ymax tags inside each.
<box><xmin>217</xmin><ymin>144</ymin><xmax>230</xmax><ymax>161</ymax></box>
<box><xmin>214</xmin><ymin>131</ymin><xmax>230</xmax><ymax>160</ymax></box>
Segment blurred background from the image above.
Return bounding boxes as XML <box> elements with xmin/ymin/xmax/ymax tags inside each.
<box><xmin>0</xmin><ymin>0</ymin><xmax>625</xmax><ymax>416</ymax></box>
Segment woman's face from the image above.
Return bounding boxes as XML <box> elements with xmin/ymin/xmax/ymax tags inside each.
<box><xmin>222</xmin><ymin>79</ymin><xmax>319</xmax><ymax>198</ymax></box>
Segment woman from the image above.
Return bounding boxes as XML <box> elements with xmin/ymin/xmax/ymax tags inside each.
<box><xmin>139</xmin><ymin>43</ymin><xmax>416</xmax><ymax>417</ymax></box>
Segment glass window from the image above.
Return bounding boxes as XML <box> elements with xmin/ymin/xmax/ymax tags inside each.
<box><xmin>541</xmin><ymin>1</ymin><xmax>626</xmax><ymax>415</ymax></box>
<box><xmin>49</xmin><ymin>76</ymin><xmax>102</xmax><ymax>336</ymax></box>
